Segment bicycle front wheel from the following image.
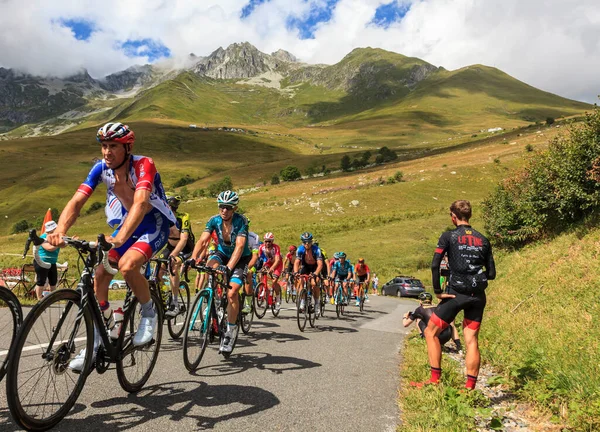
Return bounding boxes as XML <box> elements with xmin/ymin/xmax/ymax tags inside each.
<box><xmin>296</xmin><ymin>288</ymin><xmax>308</xmax><ymax>332</ymax></box>
<box><xmin>167</xmin><ymin>281</ymin><xmax>191</xmax><ymax>340</ymax></box>
<box><xmin>116</xmin><ymin>290</ymin><xmax>163</xmax><ymax>393</ymax></box>
<box><xmin>182</xmin><ymin>291</ymin><xmax>211</xmax><ymax>372</ymax></box>
<box><xmin>0</xmin><ymin>287</ymin><xmax>22</xmax><ymax>382</ymax></box>
<box><xmin>7</xmin><ymin>289</ymin><xmax>92</xmax><ymax>431</ymax></box>
<box><xmin>240</xmin><ymin>292</ymin><xmax>254</xmax><ymax>335</ymax></box>
<box><xmin>254</xmin><ymin>282</ymin><xmax>268</xmax><ymax>319</ymax></box>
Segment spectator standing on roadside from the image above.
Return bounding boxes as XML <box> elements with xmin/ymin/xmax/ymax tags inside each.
<box><xmin>372</xmin><ymin>274</ymin><xmax>379</xmax><ymax>295</ymax></box>
<box><xmin>33</xmin><ymin>220</ymin><xmax>61</xmax><ymax>300</ymax></box>
<box><xmin>413</xmin><ymin>200</ymin><xmax>495</xmax><ymax>390</ymax></box>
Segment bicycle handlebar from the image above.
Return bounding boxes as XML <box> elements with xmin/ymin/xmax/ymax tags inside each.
<box><xmin>149</xmin><ymin>257</ymin><xmax>176</xmax><ymax>277</ymax></box>
<box><xmin>183</xmin><ymin>260</ymin><xmax>230</xmax><ymax>287</ymax></box>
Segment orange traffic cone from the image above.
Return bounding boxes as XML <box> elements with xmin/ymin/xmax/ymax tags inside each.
<box><xmin>40</xmin><ymin>208</ymin><xmax>53</xmax><ymax>234</ymax></box>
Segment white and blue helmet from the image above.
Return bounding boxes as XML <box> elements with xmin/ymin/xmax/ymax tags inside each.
<box><xmin>217</xmin><ymin>190</ymin><xmax>239</xmax><ymax>206</ymax></box>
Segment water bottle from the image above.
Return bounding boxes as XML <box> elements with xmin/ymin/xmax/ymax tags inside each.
<box><xmin>110</xmin><ymin>308</ymin><xmax>124</xmax><ymax>339</ymax></box>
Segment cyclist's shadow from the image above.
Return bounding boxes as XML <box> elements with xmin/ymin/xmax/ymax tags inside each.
<box><xmin>58</xmin><ymin>380</ymin><xmax>280</xmax><ymax>431</ymax></box>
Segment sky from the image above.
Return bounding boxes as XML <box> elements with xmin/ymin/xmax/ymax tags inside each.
<box><xmin>0</xmin><ymin>0</ymin><xmax>598</xmax><ymax>102</ymax></box>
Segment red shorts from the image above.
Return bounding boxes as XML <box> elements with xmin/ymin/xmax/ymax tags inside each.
<box><xmin>265</xmin><ymin>261</ymin><xmax>283</xmax><ymax>278</ymax></box>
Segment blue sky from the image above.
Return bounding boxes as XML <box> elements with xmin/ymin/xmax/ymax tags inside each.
<box><xmin>58</xmin><ymin>18</ymin><xmax>95</xmax><ymax>40</ymax></box>
<box><xmin>371</xmin><ymin>2</ymin><xmax>411</xmax><ymax>28</ymax></box>
<box><xmin>286</xmin><ymin>0</ymin><xmax>340</xmax><ymax>39</ymax></box>
<box><xmin>120</xmin><ymin>39</ymin><xmax>171</xmax><ymax>62</ymax></box>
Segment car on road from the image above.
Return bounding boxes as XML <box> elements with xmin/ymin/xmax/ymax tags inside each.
<box><xmin>381</xmin><ymin>276</ymin><xmax>425</xmax><ymax>298</ymax></box>
<box><xmin>110</xmin><ymin>279</ymin><xmax>127</xmax><ymax>290</ymax></box>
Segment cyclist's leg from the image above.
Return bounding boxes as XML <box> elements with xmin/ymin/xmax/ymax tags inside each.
<box><xmin>33</xmin><ymin>261</ymin><xmax>49</xmax><ymax>300</ymax></box>
<box><xmin>462</xmin><ymin>293</ymin><xmax>486</xmax><ymax>388</ymax></box>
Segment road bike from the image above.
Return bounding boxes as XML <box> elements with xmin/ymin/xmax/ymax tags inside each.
<box><xmin>334</xmin><ymin>278</ymin><xmax>350</xmax><ymax>318</ymax></box>
<box><xmin>0</xmin><ymin>285</ymin><xmax>23</xmax><ymax>382</ymax></box>
<box><xmin>296</xmin><ymin>273</ymin><xmax>319</xmax><ymax>332</ymax></box>
<box><xmin>7</xmin><ymin>230</ymin><xmax>163</xmax><ymax>431</ymax></box>
<box><xmin>147</xmin><ymin>257</ymin><xmax>190</xmax><ymax>339</ymax></box>
<box><xmin>254</xmin><ymin>268</ymin><xmax>281</xmax><ymax>319</ymax></box>
<box><xmin>282</xmin><ymin>271</ymin><xmax>296</xmax><ymax>303</ymax></box>
<box><xmin>182</xmin><ymin>263</ymin><xmax>245</xmax><ymax>371</ymax></box>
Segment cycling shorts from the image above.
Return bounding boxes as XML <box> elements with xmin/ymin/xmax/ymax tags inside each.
<box><xmin>264</xmin><ymin>261</ymin><xmax>283</xmax><ymax>278</ymax></box>
<box><xmin>431</xmin><ymin>287</ymin><xmax>487</xmax><ymax>331</ymax></box>
<box><xmin>108</xmin><ymin>208</ymin><xmax>169</xmax><ymax>263</ymax></box>
<box><xmin>357</xmin><ymin>274</ymin><xmax>368</xmax><ymax>283</ymax></box>
<box><xmin>418</xmin><ymin>320</ymin><xmax>452</xmax><ymax>345</ymax></box>
<box><xmin>335</xmin><ymin>274</ymin><xmax>350</xmax><ymax>282</ymax></box>
<box><xmin>208</xmin><ymin>250</ymin><xmax>252</xmax><ymax>286</ymax></box>
<box><xmin>300</xmin><ymin>263</ymin><xmax>318</xmax><ymax>275</ymax></box>
<box><xmin>34</xmin><ymin>261</ymin><xmax>58</xmax><ymax>287</ymax></box>
<box><xmin>156</xmin><ymin>242</ymin><xmax>193</xmax><ymax>262</ymax></box>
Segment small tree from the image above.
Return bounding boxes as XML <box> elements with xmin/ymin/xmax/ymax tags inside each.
<box><xmin>280</xmin><ymin>165</ymin><xmax>302</xmax><ymax>181</ymax></box>
<box><xmin>361</xmin><ymin>150</ymin><xmax>371</xmax><ymax>165</ymax></box>
<box><xmin>180</xmin><ymin>186</ymin><xmax>190</xmax><ymax>200</ymax></box>
<box><xmin>341</xmin><ymin>155</ymin><xmax>351</xmax><ymax>172</ymax></box>
<box><xmin>546</xmin><ymin>117</ymin><xmax>555</xmax><ymax>126</ymax></box>
<box><xmin>11</xmin><ymin>219</ymin><xmax>29</xmax><ymax>234</ymax></box>
<box><xmin>193</xmin><ymin>188</ymin><xmax>205</xmax><ymax>198</ymax></box>
<box><xmin>375</xmin><ymin>154</ymin><xmax>384</xmax><ymax>164</ymax></box>
<box><xmin>394</xmin><ymin>171</ymin><xmax>404</xmax><ymax>182</ymax></box>
<box><xmin>271</xmin><ymin>174</ymin><xmax>280</xmax><ymax>185</ymax></box>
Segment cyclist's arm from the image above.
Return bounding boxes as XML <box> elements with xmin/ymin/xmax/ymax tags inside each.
<box><xmin>271</xmin><ymin>252</ymin><xmax>281</xmax><ymax>270</ymax></box>
<box><xmin>227</xmin><ymin>235</ymin><xmax>246</xmax><ymax>272</ymax></box>
<box><xmin>432</xmin><ymin>233</ymin><xmax>451</xmax><ymax>296</ymax></box>
<box><xmin>170</xmin><ymin>231</ymin><xmax>189</xmax><ymax>257</ymax></box>
<box><xmin>486</xmin><ymin>244</ymin><xmax>496</xmax><ymax>280</ymax></box>
<box><xmin>248</xmin><ymin>251</ymin><xmax>259</xmax><ymax>269</ymax></box>
<box><xmin>192</xmin><ymin>231</ymin><xmax>212</xmax><ymax>261</ymax></box>
<box><xmin>110</xmin><ymin>189</ymin><xmax>151</xmax><ymax>247</ymax></box>
<box><xmin>283</xmin><ymin>256</ymin><xmax>290</xmax><ymax>268</ymax></box>
<box><xmin>49</xmin><ymin>191</ymin><xmax>89</xmax><ymax>245</ymax></box>
<box><xmin>402</xmin><ymin>311</ymin><xmax>415</xmax><ymax>327</ymax></box>
<box><xmin>293</xmin><ymin>257</ymin><xmax>300</xmax><ymax>273</ymax></box>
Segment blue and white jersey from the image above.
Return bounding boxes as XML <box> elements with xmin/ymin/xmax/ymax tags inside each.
<box><xmin>204</xmin><ymin>213</ymin><xmax>251</xmax><ymax>257</ymax></box>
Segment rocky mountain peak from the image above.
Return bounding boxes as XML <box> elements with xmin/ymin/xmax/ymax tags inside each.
<box><xmin>271</xmin><ymin>49</ymin><xmax>298</xmax><ymax>63</ymax></box>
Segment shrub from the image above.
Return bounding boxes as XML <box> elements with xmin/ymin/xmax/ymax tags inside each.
<box><xmin>525</xmin><ymin>144</ymin><xmax>534</xmax><ymax>152</ymax></box>
<box><xmin>271</xmin><ymin>174</ymin><xmax>280</xmax><ymax>185</ymax></box>
<box><xmin>11</xmin><ymin>219</ymin><xmax>29</xmax><ymax>234</ymax></box>
<box><xmin>280</xmin><ymin>165</ymin><xmax>301</xmax><ymax>181</ymax></box>
<box><xmin>340</xmin><ymin>155</ymin><xmax>351</xmax><ymax>172</ymax></box>
<box><xmin>493</xmin><ymin>158</ymin><xmax>500</xmax><ymax>164</ymax></box>
<box><xmin>361</xmin><ymin>151</ymin><xmax>371</xmax><ymax>164</ymax></box>
<box><xmin>193</xmin><ymin>188</ymin><xmax>205</xmax><ymax>198</ymax></box>
<box><xmin>546</xmin><ymin>117</ymin><xmax>555</xmax><ymax>126</ymax></box>
<box><xmin>86</xmin><ymin>201</ymin><xmax>104</xmax><ymax>215</ymax></box>
<box><xmin>376</xmin><ymin>146</ymin><xmax>398</xmax><ymax>164</ymax></box>
<box><xmin>375</xmin><ymin>154</ymin><xmax>384</xmax><ymax>164</ymax></box>
<box><xmin>207</xmin><ymin>176</ymin><xmax>234</xmax><ymax>197</ymax></box>
<box><xmin>483</xmin><ymin>106</ymin><xmax>600</xmax><ymax>247</ymax></box>
<box><xmin>386</xmin><ymin>177</ymin><xmax>396</xmax><ymax>184</ymax></box>
<box><xmin>180</xmin><ymin>186</ymin><xmax>189</xmax><ymax>201</ymax></box>
<box><xmin>173</xmin><ymin>175</ymin><xmax>197</xmax><ymax>188</ymax></box>
<box><xmin>394</xmin><ymin>171</ymin><xmax>404</xmax><ymax>182</ymax></box>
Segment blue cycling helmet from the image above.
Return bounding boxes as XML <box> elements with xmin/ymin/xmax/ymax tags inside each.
<box><xmin>333</xmin><ymin>252</ymin><xmax>340</xmax><ymax>260</ymax></box>
<box><xmin>338</xmin><ymin>251</ymin><xmax>347</xmax><ymax>258</ymax></box>
<box><xmin>217</xmin><ymin>190</ymin><xmax>239</xmax><ymax>206</ymax></box>
<box><xmin>300</xmin><ymin>232</ymin><xmax>313</xmax><ymax>243</ymax></box>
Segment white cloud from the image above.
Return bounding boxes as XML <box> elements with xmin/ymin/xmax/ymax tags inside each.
<box><xmin>0</xmin><ymin>0</ymin><xmax>598</xmax><ymax>102</ymax></box>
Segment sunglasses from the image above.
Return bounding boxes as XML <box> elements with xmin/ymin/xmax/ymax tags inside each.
<box><xmin>219</xmin><ymin>205</ymin><xmax>234</xmax><ymax>210</ymax></box>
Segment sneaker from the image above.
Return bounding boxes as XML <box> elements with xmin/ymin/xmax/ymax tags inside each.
<box><xmin>133</xmin><ymin>315</ymin><xmax>158</xmax><ymax>346</ymax></box>
<box><xmin>299</xmin><ymin>299</ymin><xmax>306</xmax><ymax>312</ymax></box>
<box><xmin>355</xmin><ymin>300</ymin><xmax>360</xmax><ymax>307</ymax></box>
<box><xmin>314</xmin><ymin>302</ymin><xmax>320</xmax><ymax>317</ymax></box>
<box><xmin>220</xmin><ymin>329</ymin><xmax>234</xmax><ymax>353</ymax></box>
<box><xmin>275</xmin><ymin>301</ymin><xmax>281</xmax><ymax>312</ymax></box>
<box><xmin>69</xmin><ymin>348</ymin><xmax>95</xmax><ymax>373</ymax></box>
<box><xmin>165</xmin><ymin>302</ymin><xmax>180</xmax><ymax>318</ymax></box>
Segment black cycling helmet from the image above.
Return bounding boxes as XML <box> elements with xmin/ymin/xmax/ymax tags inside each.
<box><xmin>418</xmin><ymin>292</ymin><xmax>433</xmax><ymax>303</ymax></box>
<box><xmin>300</xmin><ymin>232</ymin><xmax>313</xmax><ymax>243</ymax></box>
<box><xmin>167</xmin><ymin>195</ymin><xmax>181</xmax><ymax>209</ymax></box>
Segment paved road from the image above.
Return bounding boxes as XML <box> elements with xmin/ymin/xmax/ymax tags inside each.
<box><xmin>0</xmin><ymin>295</ymin><xmax>416</xmax><ymax>431</ymax></box>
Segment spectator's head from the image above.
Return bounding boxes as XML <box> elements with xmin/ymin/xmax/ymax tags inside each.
<box><xmin>450</xmin><ymin>200</ymin><xmax>472</xmax><ymax>223</ymax></box>
<box><xmin>45</xmin><ymin>220</ymin><xmax>58</xmax><ymax>233</ymax></box>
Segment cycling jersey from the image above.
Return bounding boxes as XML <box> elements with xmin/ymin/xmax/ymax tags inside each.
<box><xmin>247</xmin><ymin>232</ymin><xmax>260</xmax><ymax>253</ymax></box>
<box><xmin>332</xmin><ymin>260</ymin><xmax>353</xmax><ymax>279</ymax></box>
<box><xmin>259</xmin><ymin>243</ymin><xmax>281</xmax><ymax>264</ymax></box>
<box><xmin>204</xmin><ymin>213</ymin><xmax>251</xmax><ymax>258</ymax></box>
<box><xmin>285</xmin><ymin>252</ymin><xmax>295</xmax><ymax>272</ymax></box>
<box><xmin>355</xmin><ymin>263</ymin><xmax>370</xmax><ymax>276</ymax></box>
<box><xmin>169</xmin><ymin>211</ymin><xmax>195</xmax><ymax>251</ymax></box>
<box><xmin>431</xmin><ymin>225</ymin><xmax>495</xmax><ymax>295</ymax></box>
<box><xmin>296</xmin><ymin>244</ymin><xmax>322</xmax><ymax>265</ymax></box>
<box><xmin>78</xmin><ymin>156</ymin><xmax>176</xmax><ymax>227</ymax></box>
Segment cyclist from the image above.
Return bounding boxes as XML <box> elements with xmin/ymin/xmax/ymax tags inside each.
<box><xmin>354</xmin><ymin>257</ymin><xmax>370</xmax><ymax>306</ymax></box>
<box><xmin>283</xmin><ymin>245</ymin><xmax>297</xmax><ymax>296</ymax></box>
<box><xmin>190</xmin><ymin>190</ymin><xmax>251</xmax><ymax>354</ymax></box>
<box><xmin>258</xmin><ymin>232</ymin><xmax>283</xmax><ymax>312</ymax></box>
<box><xmin>314</xmin><ymin>241</ymin><xmax>330</xmax><ymax>301</ymax></box>
<box><xmin>293</xmin><ymin>232</ymin><xmax>323</xmax><ymax>316</ymax></box>
<box><xmin>243</xmin><ymin>230</ymin><xmax>261</xmax><ymax>313</ymax></box>
<box><xmin>157</xmin><ymin>195</ymin><xmax>195</xmax><ymax>317</ymax></box>
<box><xmin>402</xmin><ymin>292</ymin><xmax>462</xmax><ymax>351</ymax></box>
<box><xmin>328</xmin><ymin>252</ymin><xmax>340</xmax><ymax>304</ymax></box>
<box><xmin>415</xmin><ymin>200</ymin><xmax>496</xmax><ymax>390</ymax></box>
<box><xmin>330</xmin><ymin>252</ymin><xmax>354</xmax><ymax>305</ymax></box>
<box><xmin>46</xmin><ymin>122</ymin><xmax>176</xmax><ymax>371</ymax></box>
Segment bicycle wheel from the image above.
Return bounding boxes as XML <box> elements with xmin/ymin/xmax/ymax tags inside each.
<box><xmin>7</xmin><ymin>289</ymin><xmax>92</xmax><ymax>431</ymax></box>
<box><xmin>167</xmin><ymin>281</ymin><xmax>191</xmax><ymax>340</ymax></box>
<box><xmin>254</xmin><ymin>282</ymin><xmax>268</xmax><ymax>319</ymax></box>
<box><xmin>284</xmin><ymin>280</ymin><xmax>291</xmax><ymax>303</ymax></box>
<box><xmin>296</xmin><ymin>288</ymin><xmax>308</xmax><ymax>332</ymax></box>
<box><xmin>0</xmin><ymin>287</ymin><xmax>22</xmax><ymax>382</ymax></box>
<box><xmin>182</xmin><ymin>291</ymin><xmax>211</xmax><ymax>372</ymax></box>
<box><xmin>319</xmin><ymin>287</ymin><xmax>327</xmax><ymax>318</ymax></box>
<box><xmin>240</xmin><ymin>292</ymin><xmax>254</xmax><ymax>335</ymax></box>
<box><xmin>360</xmin><ymin>291</ymin><xmax>365</xmax><ymax>312</ymax></box>
<box><xmin>116</xmin><ymin>290</ymin><xmax>163</xmax><ymax>393</ymax></box>
<box><xmin>308</xmin><ymin>287</ymin><xmax>316</xmax><ymax>328</ymax></box>
<box><xmin>271</xmin><ymin>290</ymin><xmax>281</xmax><ymax>317</ymax></box>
